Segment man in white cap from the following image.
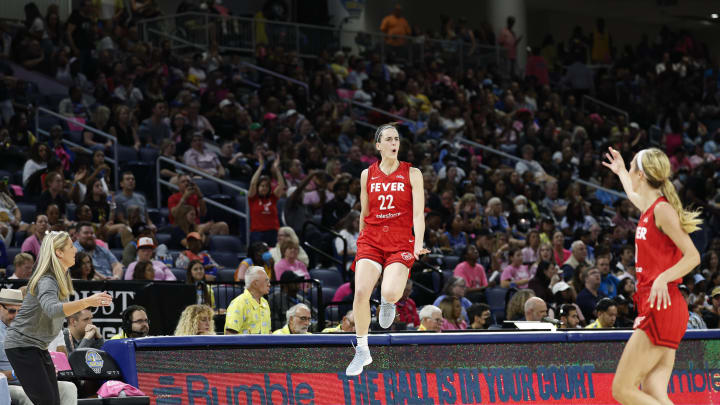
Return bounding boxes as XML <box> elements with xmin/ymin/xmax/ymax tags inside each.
<box><xmin>0</xmin><ymin>289</ymin><xmax>77</xmax><ymax>404</ymax></box>
<box><xmin>123</xmin><ymin>237</ymin><xmax>176</xmax><ymax>280</ymax></box>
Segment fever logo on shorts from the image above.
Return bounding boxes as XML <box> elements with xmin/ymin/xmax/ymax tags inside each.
<box><xmin>401</xmin><ymin>252</ymin><xmax>413</xmax><ymax>261</ymax></box>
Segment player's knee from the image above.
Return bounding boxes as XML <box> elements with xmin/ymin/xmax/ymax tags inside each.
<box><xmin>382</xmin><ymin>290</ymin><xmax>402</xmax><ymax>304</ymax></box>
<box><xmin>354</xmin><ymin>285</ymin><xmax>374</xmax><ymax>300</ymax></box>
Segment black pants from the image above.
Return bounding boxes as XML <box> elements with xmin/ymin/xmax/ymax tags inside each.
<box><xmin>6</xmin><ymin>347</ymin><xmax>60</xmax><ymax>405</ymax></box>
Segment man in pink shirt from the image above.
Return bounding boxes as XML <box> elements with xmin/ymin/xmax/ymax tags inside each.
<box><xmin>498</xmin><ymin>16</ymin><xmax>524</xmax><ymax>78</ymax></box>
<box><xmin>453</xmin><ymin>245</ymin><xmax>488</xmax><ymax>291</ymax></box>
<box><xmin>123</xmin><ymin>237</ymin><xmax>176</xmax><ymax>281</ymax></box>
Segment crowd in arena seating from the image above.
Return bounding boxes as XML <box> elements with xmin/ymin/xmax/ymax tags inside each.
<box><xmin>0</xmin><ymin>0</ymin><xmax>719</xmax><ymax>343</ymax></box>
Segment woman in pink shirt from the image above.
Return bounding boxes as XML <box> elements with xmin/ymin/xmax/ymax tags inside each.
<box><xmin>500</xmin><ymin>248</ymin><xmax>533</xmax><ymax>289</ymax></box>
<box><xmin>552</xmin><ymin>231</ymin><xmax>571</xmax><ymax>267</ymax></box>
<box><xmin>438</xmin><ymin>296</ymin><xmax>467</xmax><ymax>330</ymax></box>
<box><xmin>273</xmin><ymin>239</ymin><xmax>309</xmax><ymax>281</ymax></box>
<box><xmin>453</xmin><ymin>245</ymin><xmax>488</xmax><ymax>299</ymax></box>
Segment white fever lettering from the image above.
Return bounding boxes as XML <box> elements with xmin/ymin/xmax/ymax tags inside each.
<box><xmin>370</xmin><ymin>182</ymin><xmax>405</xmax><ymax>193</ymax></box>
<box><xmin>635</xmin><ymin>226</ymin><xmax>647</xmax><ymax>240</ymax></box>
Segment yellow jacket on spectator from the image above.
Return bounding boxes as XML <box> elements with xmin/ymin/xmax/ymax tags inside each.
<box><xmin>272</xmin><ymin>325</ymin><xmax>291</xmax><ymax>335</ymax></box>
<box><xmin>321</xmin><ymin>324</ymin><xmax>343</xmax><ymax>333</ymax></box>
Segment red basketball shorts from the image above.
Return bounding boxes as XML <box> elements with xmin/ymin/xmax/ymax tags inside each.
<box><xmin>352</xmin><ymin>224</ymin><xmax>415</xmax><ymax>271</ymax></box>
<box><xmin>633</xmin><ymin>285</ymin><xmax>688</xmax><ymax>350</ymax></box>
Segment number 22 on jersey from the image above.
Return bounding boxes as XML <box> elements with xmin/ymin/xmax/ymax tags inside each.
<box><xmin>378</xmin><ymin>194</ymin><xmax>395</xmax><ymax>210</ymax></box>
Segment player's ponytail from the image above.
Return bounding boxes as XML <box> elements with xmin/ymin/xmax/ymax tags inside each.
<box><xmin>638</xmin><ymin>148</ymin><xmax>702</xmax><ymax>234</ymax></box>
<box><xmin>660</xmin><ymin>178</ymin><xmax>702</xmax><ymax>234</ymax></box>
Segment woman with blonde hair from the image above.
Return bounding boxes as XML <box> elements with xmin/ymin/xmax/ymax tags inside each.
<box><xmin>605</xmin><ymin>147</ymin><xmax>702</xmax><ymax>405</ymax></box>
<box><xmin>5</xmin><ymin>231</ymin><xmax>111</xmax><ymax>404</ymax></box>
<box><xmin>505</xmin><ymin>289</ymin><xmax>536</xmax><ymax>321</ymax></box>
<box><xmin>174</xmin><ymin>304</ymin><xmax>215</xmax><ymax>336</ymax></box>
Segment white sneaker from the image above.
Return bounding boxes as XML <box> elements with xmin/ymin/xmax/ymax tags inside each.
<box><xmin>345</xmin><ymin>346</ymin><xmax>372</xmax><ymax>376</ymax></box>
<box><xmin>378</xmin><ymin>300</ymin><xmax>396</xmax><ymax>329</ymax></box>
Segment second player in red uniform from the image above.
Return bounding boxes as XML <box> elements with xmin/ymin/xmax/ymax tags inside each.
<box><xmin>345</xmin><ymin>124</ymin><xmax>429</xmax><ymax>376</ymax></box>
<box><xmin>604</xmin><ymin>147</ymin><xmax>701</xmax><ymax>405</ymax></box>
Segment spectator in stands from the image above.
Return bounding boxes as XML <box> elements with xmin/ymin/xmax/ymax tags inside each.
<box><xmin>521</xmin><ymin>230</ymin><xmax>540</xmax><ymax>264</ymax></box>
<box><xmin>10</xmin><ymin>253</ymin><xmax>33</xmax><ymax>280</ymax></box>
<box><xmin>688</xmin><ymin>302</ymin><xmax>707</xmax><ymax>330</ymax></box>
<box><xmin>63</xmin><ymin>308</ymin><xmax>104</xmax><ymax>354</ymax></box>
<box><xmin>139</xmin><ymin>101</ymin><xmax>170</xmax><ymax>148</ymax></box>
<box><xmin>225</xmin><ymin>266</ymin><xmax>271</xmax><ymax>335</ymax></box>
<box><xmin>542</xmin><ymin>182</ymin><xmax>567</xmax><ymax>221</ymax></box>
<box><xmin>183</xmin><ymin>134</ymin><xmax>225</xmax><ymax>178</ymax></box>
<box><xmin>114</xmin><ymin>172</ymin><xmax>154</xmax><ymax>230</ymax></box>
<box><xmin>380</xmin><ymin>4</ymin><xmax>410</xmax><ymax>47</ymax></box>
<box><xmin>58</xmin><ymin>86</ymin><xmax>90</xmax><ymax>122</ymax></box>
<box><xmin>124</xmin><ymin>237</ymin><xmax>175</xmax><ymax>281</ymax></box>
<box><xmin>174</xmin><ymin>304</ymin><xmax>215</xmax><ymax>336</ymax></box>
<box><xmin>168</xmin><ymin>204</ymin><xmax>199</xmax><ymax>250</ymax></box>
<box><xmin>0</xmin><ymin>181</ymin><xmax>22</xmax><ymax>245</ymax></box>
<box><xmin>453</xmin><ymin>244</ymin><xmax>488</xmax><ymax>301</ymax></box>
<box><xmin>109</xmin><ymin>105</ymin><xmax>140</xmax><ymax>150</ymax></box>
<box><xmin>577</xmin><ymin>267</ymin><xmax>604</xmax><ymax>321</ymax></box>
<box><xmin>500</xmin><ymin>248</ymin><xmax>532</xmax><ymax>289</ymax></box>
<box><xmin>445</xmin><ymin>214</ymin><xmax>469</xmax><ymax>254</ymax></box>
<box><xmin>69</xmin><ymin>251</ymin><xmax>101</xmax><ymax>280</ymax></box>
<box><xmin>186</xmin><ymin>100</ymin><xmax>215</xmax><ymax>137</ymax></box>
<box><xmin>529</xmin><ymin>242</ymin><xmax>553</xmax><ymax>274</ymax></box>
<box><xmin>321</xmin><ymin>179</ymin><xmax>350</xmax><ymax>229</ymax></box>
<box><xmin>186</xmin><ymin>260</ymin><xmax>215</xmax><ymax>307</ymax></box>
<box><xmin>82</xmin><ymin>106</ymin><xmax>113</xmax><ymax>152</ymax></box>
<box><xmin>322</xmin><ymin>310</ymin><xmax>355</xmax><ymax>333</ymax></box>
<box><xmin>417</xmin><ymin>305</ymin><xmax>442</xmax><ymax>332</ymax></box>
<box><xmin>498</xmin><ymin>16</ymin><xmax>523</xmax><ymax>77</ymax></box>
<box><xmin>21</xmin><ymin>214</ymin><xmax>49</xmax><ymax>258</ymax></box>
<box><xmin>268</xmin><ymin>271</ymin><xmax>314</xmax><ymax>331</ymax></box>
<box><xmin>701</xmin><ymin>286</ymin><xmax>720</xmax><ymax>329</ymax></box>
<box><xmin>37</xmin><ymin>171</ymin><xmax>69</xmax><ymax>216</ymax></box>
<box><xmin>74</xmin><ymin>222</ymin><xmax>123</xmax><ymax>279</ymax></box>
<box><xmin>273</xmin><ymin>303</ymin><xmax>312</xmax><ymax>335</ymax></box>
<box><xmin>236</xmin><ymin>241</ymin><xmax>273</xmax><ymax>282</ymax></box>
<box><xmin>175</xmin><ymin>232</ymin><xmax>219</xmax><ymax>282</ymax></box>
<box><xmin>111</xmin><ymin>305</ymin><xmax>150</xmax><ymax>339</ymax></box>
<box><xmin>334</xmin><ymin>211</ymin><xmax>359</xmax><ymax>268</ymax></box>
<box><xmin>438</xmin><ymin>296</ymin><xmax>467</xmax><ymax>331</ymax></box>
<box><xmin>558</xmin><ymin>304</ymin><xmax>580</xmax><ymax>329</ymax></box>
<box><xmin>614</xmin><ymin>244</ymin><xmax>635</xmax><ymax>280</ymax></box>
<box><xmin>0</xmin><ymin>288</ymin><xmax>78</xmax><ymax>404</ymax></box>
<box><xmin>528</xmin><ymin>261</ymin><xmax>560</xmax><ymax>303</ymax></box>
<box><xmin>524</xmin><ymin>297</ymin><xmax>548</xmax><ymax>322</ymax></box>
<box><xmin>561</xmin><ymin>240</ymin><xmax>590</xmax><ymax>282</ymax></box>
<box><xmin>506</xmin><ymin>289</ymin><xmax>535</xmax><ymax>321</ymax></box>
<box><xmin>168</xmin><ymin>174</ymin><xmax>228</xmax><ymax>237</ymax></box>
<box><xmin>467</xmin><ymin>303</ymin><xmax>492</xmax><ymax>329</ymax></box>
<box><xmin>597</xmin><ymin>254</ymin><xmax>619</xmax><ymax>298</ymax></box>
<box><xmin>485</xmin><ymin>197</ymin><xmax>509</xmax><ymax>234</ymax></box>
<box><xmin>22</xmin><ymin>142</ymin><xmax>49</xmax><ymax>188</ymax></box>
<box><xmin>270</xmin><ymin>226</ymin><xmax>309</xmax><ymax>266</ymax></box>
<box><xmin>585</xmin><ymin>298</ymin><xmax>617</xmax><ymax>329</ymax></box>
<box><xmin>273</xmin><ymin>239</ymin><xmax>309</xmax><ymax>281</ymax></box>
<box><xmin>395</xmin><ymin>278</ymin><xmax>419</xmax><ymax>328</ymax></box>
<box><xmin>248</xmin><ymin>153</ymin><xmax>286</xmax><ymax>246</ymax></box>
<box><xmin>434</xmin><ymin>276</ymin><xmax>472</xmax><ymax>322</ymax></box>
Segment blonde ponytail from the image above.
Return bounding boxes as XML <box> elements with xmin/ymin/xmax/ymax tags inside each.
<box><xmin>660</xmin><ymin>179</ymin><xmax>702</xmax><ymax>234</ymax></box>
<box><xmin>28</xmin><ymin>231</ymin><xmax>74</xmax><ymax>300</ymax></box>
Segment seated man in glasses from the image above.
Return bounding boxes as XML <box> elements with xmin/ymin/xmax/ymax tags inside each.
<box><xmin>272</xmin><ymin>303</ymin><xmax>312</xmax><ymax>334</ymax></box>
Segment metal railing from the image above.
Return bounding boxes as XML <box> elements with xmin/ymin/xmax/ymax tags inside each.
<box><xmin>137</xmin><ymin>12</ymin><xmax>501</xmax><ymax>71</ymax></box>
<box><xmin>456</xmin><ymin>137</ymin><xmax>628</xmax><ymax>216</ymax></box>
<box><xmin>155</xmin><ymin>157</ymin><xmax>250</xmax><ymax>244</ymax></box>
<box><xmin>238</xmin><ymin>62</ymin><xmax>309</xmax><ymax>104</ymax></box>
<box><xmin>581</xmin><ymin>95</ymin><xmax>629</xmax><ymax>124</ymax></box>
<box><xmin>342</xmin><ymin>99</ymin><xmax>417</xmax><ymax>127</ymax></box>
<box><xmin>35</xmin><ymin>107</ymin><xmax>120</xmax><ymax>189</ymax></box>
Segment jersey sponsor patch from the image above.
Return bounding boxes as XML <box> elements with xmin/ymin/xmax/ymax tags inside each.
<box><xmin>401</xmin><ymin>252</ymin><xmax>413</xmax><ymax>261</ymax></box>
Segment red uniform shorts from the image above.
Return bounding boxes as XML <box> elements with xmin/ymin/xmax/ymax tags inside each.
<box><xmin>352</xmin><ymin>224</ymin><xmax>415</xmax><ymax>271</ymax></box>
<box><xmin>633</xmin><ymin>285</ymin><xmax>688</xmax><ymax>350</ymax></box>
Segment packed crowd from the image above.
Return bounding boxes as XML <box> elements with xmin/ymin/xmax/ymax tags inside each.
<box><xmin>0</xmin><ymin>0</ymin><xmax>717</xmax><ymax>345</ymax></box>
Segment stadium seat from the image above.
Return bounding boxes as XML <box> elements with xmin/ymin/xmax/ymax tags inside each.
<box><xmin>116</xmin><ymin>145</ymin><xmax>138</xmax><ymax>162</ymax></box>
<box><xmin>155</xmin><ymin>233</ymin><xmax>171</xmax><ymax>247</ymax></box>
<box><xmin>442</xmin><ymin>255</ymin><xmax>460</xmax><ymax>270</ymax></box>
<box><xmin>193</xmin><ymin>178</ymin><xmax>219</xmax><ymax>196</ymax></box>
<box><xmin>217</xmin><ymin>268</ymin><xmax>236</xmax><ymax>282</ymax></box>
<box><xmin>212</xmin><ymin>285</ymin><xmax>243</xmax><ymax>309</ymax></box>
<box><xmin>5</xmin><ymin>247</ymin><xmax>20</xmax><ymax>264</ymax></box>
<box><xmin>171</xmin><ymin>268</ymin><xmax>186</xmax><ymax>282</ymax></box>
<box><xmin>17</xmin><ymin>202</ymin><xmax>37</xmax><ymax>223</ymax></box>
<box><xmin>486</xmin><ymin>287</ymin><xmax>509</xmax><ymax>323</ymax></box>
<box><xmin>66</xmin><ymin>203</ymin><xmax>76</xmax><ymax>221</ymax></box>
<box><xmin>309</xmin><ymin>268</ymin><xmax>344</xmax><ymax>289</ymax></box>
<box><xmin>211</xmin><ymin>252</ymin><xmax>240</xmax><ymax>269</ymax></box>
<box><xmin>221</xmin><ymin>179</ymin><xmax>248</xmax><ymax>195</ymax></box>
<box><xmin>146</xmin><ymin>208</ymin><xmax>162</xmax><ymax>226</ymax></box>
<box><xmin>309</xmin><ymin>287</ymin><xmax>337</xmax><ymax>309</ymax></box>
<box><xmin>208</xmin><ymin>235</ymin><xmax>243</xmax><ymax>252</ymax></box>
<box><xmin>11</xmin><ymin>230</ymin><xmax>26</xmax><ymax>247</ymax></box>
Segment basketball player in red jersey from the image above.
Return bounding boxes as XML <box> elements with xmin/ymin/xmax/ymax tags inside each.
<box><xmin>604</xmin><ymin>147</ymin><xmax>701</xmax><ymax>405</ymax></box>
<box><xmin>345</xmin><ymin>124</ymin><xmax>429</xmax><ymax>376</ymax></box>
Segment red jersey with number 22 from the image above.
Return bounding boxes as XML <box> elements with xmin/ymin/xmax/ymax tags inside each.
<box><xmin>364</xmin><ymin>161</ymin><xmax>413</xmax><ymax>229</ymax></box>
